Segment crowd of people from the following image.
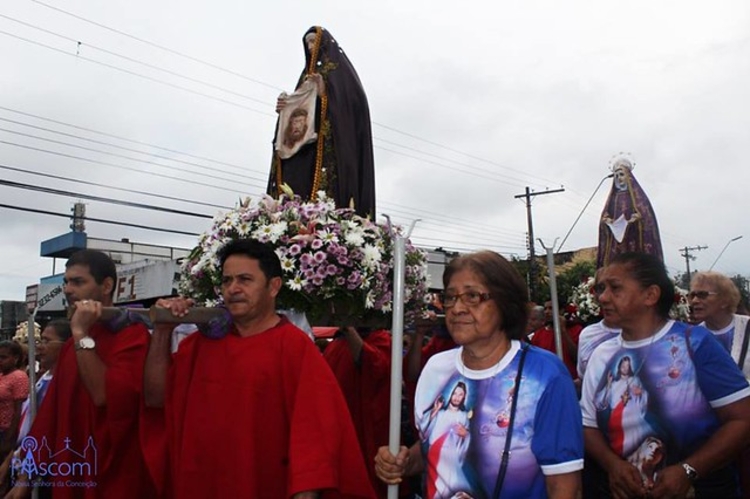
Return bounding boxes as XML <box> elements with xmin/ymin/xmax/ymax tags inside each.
<box><xmin>0</xmin><ymin>241</ymin><xmax>747</xmax><ymax>499</ymax></box>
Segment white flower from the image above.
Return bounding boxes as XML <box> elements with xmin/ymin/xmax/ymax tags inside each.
<box><xmin>361</xmin><ymin>244</ymin><xmax>382</xmax><ymax>269</ymax></box>
<box><xmin>365</xmin><ymin>290</ymin><xmax>376</xmax><ymax>309</ymax></box>
<box><xmin>345</xmin><ymin>228</ymin><xmax>365</xmax><ymax>246</ymax></box>
<box><xmin>236</xmin><ymin>221</ymin><xmax>251</xmax><ymax>236</ymax></box>
<box><xmin>317</xmin><ymin>229</ymin><xmax>339</xmax><ymax>244</ymax></box>
<box><xmin>280</xmin><ymin>256</ymin><xmax>296</xmax><ymax>273</ymax></box>
<box><xmin>253</xmin><ymin>221</ymin><xmax>288</xmax><ymax>243</ymax></box>
<box><xmin>288</xmin><ymin>273</ymin><xmax>307</xmax><ymax>291</ymax></box>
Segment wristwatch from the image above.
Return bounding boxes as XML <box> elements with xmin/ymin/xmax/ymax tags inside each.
<box><xmin>681</xmin><ymin>462</ymin><xmax>698</xmax><ymax>482</ymax></box>
<box><xmin>75</xmin><ymin>336</ymin><xmax>96</xmax><ymax>351</ymax></box>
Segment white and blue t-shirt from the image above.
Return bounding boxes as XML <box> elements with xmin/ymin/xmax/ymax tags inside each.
<box><xmin>577</xmin><ymin>320</ymin><xmax>621</xmax><ymax>379</ymax></box>
<box><xmin>415</xmin><ymin>340</ymin><xmax>583</xmax><ymax>499</ymax></box>
<box><xmin>581</xmin><ymin>321</ymin><xmax>750</xmax><ymax>486</ymax></box>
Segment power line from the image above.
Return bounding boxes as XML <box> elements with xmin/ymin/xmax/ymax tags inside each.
<box><xmin>0</xmin><ymin>24</ymin><xmax>557</xmax><ymax>190</ymax></box>
<box><xmin>0</xmin><ymin>203</ymin><xmax>200</xmax><ymax>236</ymax></box>
<box><xmin>0</xmin><ymin>106</ymin><xmax>251</xmax><ymax>172</ymax></box>
<box><xmin>0</xmin><ymin>178</ymin><xmax>213</xmax><ymax>219</ymax></box>
<box><xmin>0</xmin><ymin>24</ymin><xmax>545</xmax><ymax>189</ymax></box>
<box><xmin>0</xmin><ymin>160</ymin><xmax>527</xmax><ymax>253</ymax></box>
<box><xmin>375</xmin><ymin>137</ymin><xmax>554</xmax><ymax>188</ymax></box>
<box><xmin>0</xmin><ymin>13</ymin><xmax>274</xmax><ymax>108</ymax></box>
<box><xmin>0</xmin><ymin>115</ymin><xmax>256</xmax><ymax>179</ymax></box>
<box><xmin>0</xmin><ymin>107</ymin><xmax>533</xmax><ymax>240</ymax></box>
<box><xmin>0</xmin><ymin>163</ymin><xmax>230</xmax><ymax>210</ymax></box>
<box><xmin>28</xmin><ymin>0</ymin><xmax>285</xmax><ymax>92</ymax></box>
<box><xmin>380</xmin><ymin>199</ymin><xmax>524</xmax><ymax>237</ymax></box>
<box><xmin>0</xmin><ymin>139</ymin><xmax>256</xmax><ymax>195</ymax></box>
<box><xmin>0</xmin><ymin>136</ymin><xmax>525</xmax><ymax>243</ymax></box>
<box><xmin>0</xmin><ymin>29</ymin><xmax>275</xmax><ymax>117</ymax></box>
<box><xmin>373</xmin><ymin>121</ymin><xmax>560</xmax><ymax>187</ymax></box>
<box><xmin>380</xmin><ymin>206</ymin><xmax>526</xmax><ymax>243</ymax></box>
<box><xmin>409</xmin><ymin>233</ymin><xmax>526</xmax><ymax>252</ymax></box>
<box><xmin>15</xmin><ymin>3</ymin><xmax>563</xmax><ymax>189</ymax></box>
<box><xmin>0</xmin><ymin>125</ymin><xmax>268</xmax><ymax>186</ymax></box>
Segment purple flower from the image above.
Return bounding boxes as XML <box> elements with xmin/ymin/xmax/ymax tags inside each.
<box><xmin>336</xmin><ymin>277</ymin><xmax>345</xmax><ymax>286</ymax></box>
<box><xmin>300</xmin><ymin>253</ymin><xmax>313</xmax><ymax>266</ymax></box>
<box><xmin>312</xmin><ymin>276</ymin><xmax>324</xmax><ymax>286</ymax></box>
<box><xmin>313</xmin><ymin>251</ymin><xmax>327</xmax><ymax>264</ymax></box>
<box><xmin>311</xmin><ymin>239</ymin><xmax>324</xmax><ymax>250</ymax></box>
<box><xmin>326</xmin><ymin>264</ymin><xmax>338</xmax><ymax>276</ymax></box>
<box><xmin>288</xmin><ymin>244</ymin><xmax>302</xmax><ymax>256</ymax></box>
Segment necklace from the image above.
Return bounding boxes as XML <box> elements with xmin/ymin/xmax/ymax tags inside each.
<box><xmin>461</xmin><ymin>339</ymin><xmax>511</xmax><ymax>371</ymax></box>
<box><xmin>458</xmin><ymin>351</ymin><xmax>505</xmax><ymax>379</ymax></box>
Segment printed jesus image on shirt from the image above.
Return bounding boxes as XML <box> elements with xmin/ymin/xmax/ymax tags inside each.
<box><xmin>418</xmin><ymin>380</ymin><xmax>472</xmax><ymax>498</ymax></box>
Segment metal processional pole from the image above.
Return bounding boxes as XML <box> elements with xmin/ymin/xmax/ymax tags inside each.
<box><xmin>385</xmin><ymin>216</ymin><xmax>419</xmax><ymax>499</ymax></box>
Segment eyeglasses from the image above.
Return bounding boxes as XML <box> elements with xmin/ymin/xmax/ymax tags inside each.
<box><xmin>36</xmin><ymin>339</ymin><xmax>64</xmax><ymax>346</ymax></box>
<box><xmin>687</xmin><ymin>291</ymin><xmax>718</xmax><ymax>300</ymax></box>
<box><xmin>442</xmin><ymin>291</ymin><xmax>492</xmax><ymax>308</ymax></box>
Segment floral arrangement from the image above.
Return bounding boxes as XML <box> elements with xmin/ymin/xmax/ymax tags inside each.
<box><xmin>570</xmin><ymin>277</ymin><xmax>692</xmax><ymax>323</ymax></box>
<box><xmin>570</xmin><ymin>277</ymin><xmax>601</xmax><ymax>323</ymax></box>
<box><xmin>179</xmin><ymin>192</ymin><xmax>429</xmax><ymax>326</ymax></box>
<box><xmin>671</xmin><ymin>286</ymin><xmax>691</xmax><ymax>322</ymax></box>
<box><xmin>13</xmin><ymin>321</ymin><xmax>41</xmax><ymax>344</ymax></box>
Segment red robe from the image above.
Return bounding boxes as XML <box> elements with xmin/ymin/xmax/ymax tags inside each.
<box><xmin>164</xmin><ymin>319</ymin><xmax>375</xmax><ymax>499</ymax></box>
<box><xmin>323</xmin><ymin>330</ymin><xmax>391</xmax><ymax>497</ymax></box>
<box><xmin>28</xmin><ymin>323</ymin><xmax>157</xmax><ymax>499</ymax></box>
<box><xmin>530</xmin><ymin>324</ymin><xmax>582</xmax><ymax>379</ymax></box>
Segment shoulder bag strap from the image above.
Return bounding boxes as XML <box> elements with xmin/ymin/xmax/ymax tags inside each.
<box><xmin>737</xmin><ymin>318</ymin><xmax>750</xmax><ymax>370</ymax></box>
<box><xmin>492</xmin><ymin>343</ymin><xmax>529</xmax><ymax>499</ymax></box>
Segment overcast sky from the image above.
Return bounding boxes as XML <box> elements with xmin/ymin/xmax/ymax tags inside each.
<box><xmin>1</xmin><ymin>0</ymin><xmax>748</xmax><ymax>302</ymax></box>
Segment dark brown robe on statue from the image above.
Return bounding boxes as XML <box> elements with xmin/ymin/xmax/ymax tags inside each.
<box><xmin>597</xmin><ymin>164</ymin><xmax>663</xmax><ymax>268</ymax></box>
<box><xmin>268</xmin><ymin>26</ymin><xmax>376</xmax><ymax>219</ymax></box>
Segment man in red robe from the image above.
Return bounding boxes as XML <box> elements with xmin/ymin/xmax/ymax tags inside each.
<box><xmin>324</xmin><ymin>327</ymin><xmax>391</xmax><ymax>497</ymax></box>
<box><xmin>6</xmin><ymin>250</ymin><xmax>158</xmax><ymax>499</ymax></box>
<box><xmin>530</xmin><ymin>300</ymin><xmax>581</xmax><ymax>379</ymax></box>
<box><xmin>144</xmin><ymin>239</ymin><xmax>375</xmax><ymax>499</ymax></box>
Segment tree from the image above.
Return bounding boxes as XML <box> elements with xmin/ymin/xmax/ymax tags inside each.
<box><xmin>554</xmin><ymin>260</ymin><xmax>597</xmax><ymax>307</ymax></box>
<box><xmin>730</xmin><ymin>274</ymin><xmax>750</xmax><ymax>313</ymax></box>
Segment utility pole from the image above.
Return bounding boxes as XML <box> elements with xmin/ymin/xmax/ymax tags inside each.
<box><xmin>680</xmin><ymin>245</ymin><xmax>707</xmax><ymax>282</ymax></box>
<box><xmin>515</xmin><ymin>186</ymin><xmax>565</xmax><ymax>299</ymax></box>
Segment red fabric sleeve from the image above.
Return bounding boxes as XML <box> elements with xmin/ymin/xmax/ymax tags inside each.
<box><xmin>95</xmin><ymin>324</ymin><xmax>151</xmax><ymax>471</ymax></box>
<box><xmin>285</xmin><ymin>337</ymin><xmax>375</xmax><ymax>498</ymax></box>
<box><xmin>28</xmin><ymin>324</ymin><xmax>157</xmax><ymax>498</ymax></box>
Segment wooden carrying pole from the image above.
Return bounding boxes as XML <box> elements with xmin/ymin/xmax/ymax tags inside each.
<box><xmin>70</xmin><ymin>306</ymin><xmax>227</xmax><ymax>325</ymax></box>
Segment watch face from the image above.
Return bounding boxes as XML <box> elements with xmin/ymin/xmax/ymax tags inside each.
<box><xmin>79</xmin><ymin>337</ymin><xmax>96</xmax><ymax>349</ymax></box>
<box><xmin>682</xmin><ymin>463</ymin><xmax>698</xmax><ymax>480</ymax></box>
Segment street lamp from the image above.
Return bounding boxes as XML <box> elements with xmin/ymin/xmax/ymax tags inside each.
<box><xmin>709</xmin><ymin>235</ymin><xmax>743</xmax><ymax>270</ymax></box>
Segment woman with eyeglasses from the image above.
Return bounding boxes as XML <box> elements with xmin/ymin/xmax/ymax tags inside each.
<box><xmin>581</xmin><ymin>253</ymin><xmax>750</xmax><ymax>499</ymax></box>
<box><xmin>689</xmin><ymin>272</ymin><xmax>750</xmax><ymax>379</ymax></box>
<box><xmin>375</xmin><ymin>251</ymin><xmax>583</xmax><ymax>499</ymax></box>
<box><xmin>689</xmin><ymin>271</ymin><xmax>750</xmax><ymax>498</ymax></box>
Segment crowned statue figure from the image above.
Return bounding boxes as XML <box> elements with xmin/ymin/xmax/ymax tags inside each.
<box><xmin>597</xmin><ymin>156</ymin><xmax>664</xmax><ymax>268</ymax></box>
<box><xmin>267</xmin><ymin>26</ymin><xmax>376</xmax><ymax>219</ymax></box>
